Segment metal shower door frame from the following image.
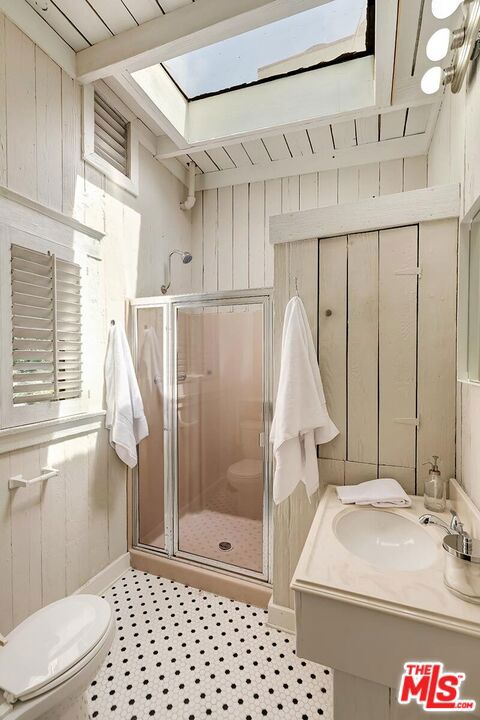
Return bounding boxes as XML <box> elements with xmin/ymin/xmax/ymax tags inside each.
<box><xmin>130</xmin><ymin>288</ymin><xmax>273</xmax><ymax>583</ymax></box>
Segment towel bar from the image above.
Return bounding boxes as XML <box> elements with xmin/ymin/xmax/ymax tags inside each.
<box><xmin>9</xmin><ymin>467</ymin><xmax>59</xmax><ymax>490</ymax></box>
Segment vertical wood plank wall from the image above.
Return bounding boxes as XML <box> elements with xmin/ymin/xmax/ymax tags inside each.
<box><xmin>190</xmin><ymin>159</ymin><xmax>428</xmax><ymax>293</ymax></box>
<box><xmin>272</xmin><ymin>219</ymin><xmax>457</xmax><ymax>610</ymax></box>
<box><xmin>428</xmin><ymin>71</ymin><xmax>480</xmax><ymax>510</ymax></box>
<box><xmin>188</xmin><ymin>142</ymin><xmax>429</xmax><ymax>611</ymax></box>
<box><xmin>0</xmin><ymin>14</ymin><xmax>191</xmax><ymax>634</ymax></box>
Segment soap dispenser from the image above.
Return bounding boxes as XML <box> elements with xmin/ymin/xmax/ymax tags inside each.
<box><xmin>424</xmin><ymin>455</ymin><xmax>446</xmax><ymax>512</ymax></box>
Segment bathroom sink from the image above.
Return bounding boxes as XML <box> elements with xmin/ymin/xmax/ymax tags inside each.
<box><xmin>334</xmin><ymin>509</ymin><xmax>437</xmax><ymax>571</ymax></box>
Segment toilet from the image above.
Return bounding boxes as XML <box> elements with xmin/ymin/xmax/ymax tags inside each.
<box><xmin>227</xmin><ymin>420</ymin><xmax>264</xmax><ymax>520</ymax></box>
<box><xmin>0</xmin><ymin>594</ymin><xmax>114</xmax><ymax>720</ymax></box>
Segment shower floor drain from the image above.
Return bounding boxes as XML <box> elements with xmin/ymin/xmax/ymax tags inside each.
<box><xmin>218</xmin><ymin>541</ymin><xmax>232</xmax><ymax>551</ymax></box>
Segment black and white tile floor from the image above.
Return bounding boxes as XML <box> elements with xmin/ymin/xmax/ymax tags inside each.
<box><xmin>88</xmin><ymin>569</ymin><xmax>333</xmax><ymax>720</ymax></box>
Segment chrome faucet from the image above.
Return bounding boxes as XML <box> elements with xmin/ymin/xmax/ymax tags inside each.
<box><xmin>419</xmin><ymin>509</ymin><xmax>470</xmax><ymax>539</ymax></box>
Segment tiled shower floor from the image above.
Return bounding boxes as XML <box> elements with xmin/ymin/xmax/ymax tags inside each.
<box><xmin>88</xmin><ymin>569</ymin><xmax>333</xmax><ymax>719</ymax></box>
<box><xmin>150</xmin><ymin>481</ymin><xmax>264</xmax><ymax>572</ymax></box>
<box><xmin>152</xmin><ymin>509</ymin><xmax>263</xmax><ymax>572</ymax></box>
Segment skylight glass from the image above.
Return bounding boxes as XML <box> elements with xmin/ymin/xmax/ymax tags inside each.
<box><xmin>162</xmin><ymin>0</ymin><xmax>371</xmax><ymax>100</ymax></box>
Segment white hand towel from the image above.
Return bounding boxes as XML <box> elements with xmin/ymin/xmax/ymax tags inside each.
<box><xmin>336</xmin><ymin>478</ymin><xmax>412</xmax><ymax>508</ymax></box>
<box><xmin>105</xmin><ymin>324</ymin><xmax>149</xmax><ymax>468</ymax></box>
<box><xmin>138</xmin><ymin>327</ymin><xmax>162</xmax><ymax>395</ymax></box>
<box><xmin>270</xmin><ymin>296</ymin><xmax>339</xmax><ymax>504</ymax></box>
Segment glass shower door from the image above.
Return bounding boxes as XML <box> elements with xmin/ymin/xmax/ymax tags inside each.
<box><xmin>174</xmin><ymin>300</ymin><xmax>268</xmax><ymax>575</ymax></box>
<box><xmin>136</xmin><ymin>306</ymin><xmax>166</xmax><ymax>550</ymax></box>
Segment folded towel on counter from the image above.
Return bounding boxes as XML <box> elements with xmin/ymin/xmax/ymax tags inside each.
<box><xmin>336</xmin><ymin>478</ymin><xmax>412</xmax><ymax>508</ymax></box>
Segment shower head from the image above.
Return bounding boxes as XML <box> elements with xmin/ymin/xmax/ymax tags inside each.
<box><xmin>161</xmin><ymin>249</ymin><xmax>193</xmax><ymax>294</ymax></box>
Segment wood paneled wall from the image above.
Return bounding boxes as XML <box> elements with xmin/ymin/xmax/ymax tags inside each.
<box><xmin>0</xmin><ymin>13</ymin><xmax>191</xmax><ymax>633</ymax></box>
<box><xmin>190</xmin><ymin>157</ymin><xmax>428</xmax><ymax>292</ymax></box>
<box><xmin>272</xmin><ymin>219</ymin><xmax>457</xmax><ymax>609</ymax></box>
<box><xmin>428</xmin><ymin>61</ymin><xmax>480</xmax><ymax>512</ymax></box>
<box><xmin>0</xmin><ymin>429</ymin><xmax>126</xmax><ymax>633</ymax></box>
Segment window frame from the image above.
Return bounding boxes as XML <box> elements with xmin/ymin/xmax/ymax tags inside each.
<box><xmin>83</xmin><ymin>82</ymin><xmax>139</xmax><ymax>196</ymax></box>
<box><xmin>0</xmin><ymin>225</ymin><xmax>89</xmax><ymax>429</ymax></box>
<box><xmin>161</xmin><ymin>0</ymin><xmax>376</xmax><ymax>101</ymax></box>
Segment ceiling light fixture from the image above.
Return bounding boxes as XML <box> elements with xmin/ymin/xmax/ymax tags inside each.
<box><xmin>422</xmin><ymin>0</ymin><xmax>480</xmax><ymax>94</ymax></box>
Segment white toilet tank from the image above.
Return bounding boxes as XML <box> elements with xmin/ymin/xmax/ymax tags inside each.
<box><xmin>240</xmin><ymin>420</ymin><xmax>262</xmax><ymax>459</ymax></box>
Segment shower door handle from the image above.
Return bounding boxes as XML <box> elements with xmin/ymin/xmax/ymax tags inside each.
<box><xmin>259</xmin><ymin>432</ymin><xmax>265</xmax><ymax>448</ymax></box>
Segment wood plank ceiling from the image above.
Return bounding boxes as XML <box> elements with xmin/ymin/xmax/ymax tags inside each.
<box><xmin>26</xmin><ymin>0</ymin><xmax>194</xmax><ymax>49</ymax></box>
<box><xmin>24</xmin><ymin>0</ymin><xmax>438</xmax><ymax>185</ymax></box>
<box><xmin>179</xmin><ymin>105</ymin><xmax>433</xmax><ymax>175</ymax></box>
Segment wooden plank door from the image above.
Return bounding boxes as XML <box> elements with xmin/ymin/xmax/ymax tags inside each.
<box><xmin>378</xmin><ymin>226</ymin><xmax>418</xmax><ymax>473</ymax></box>
<box><xmin>347</xmin><ymin>231</ymin><xmax>379</xmax><ymax>475</ymax></box>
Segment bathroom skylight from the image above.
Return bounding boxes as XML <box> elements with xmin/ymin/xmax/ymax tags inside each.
<box><xmin>162</xmin><ymin>0</ymin><xmax>373</xmax><ymax>100</ymax></box>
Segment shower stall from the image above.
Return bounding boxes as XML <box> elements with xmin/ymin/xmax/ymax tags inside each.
<box><xmin>130</xmin><ymin>289</ymin><xmax>273</xmax><ymax>582</ymax></box>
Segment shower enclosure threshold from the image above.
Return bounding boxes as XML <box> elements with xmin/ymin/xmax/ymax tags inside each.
<box><xmin>130</xmin><ymin>547</ymin><xmax>272</xmax><ymax>609</ymax></box>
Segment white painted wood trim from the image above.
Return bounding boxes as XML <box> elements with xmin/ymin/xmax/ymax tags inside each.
<box><xmin>75</xmin><ymin>553</ymin><xmax>130</xmax><ymax>596</ymax></box>
<box><xmin>374</xmin><ymin>0</ymin><xmax>397</xmax><ymax>106</ymax></box>
<box><xmin>0</xmin><ymin>0</ymin><xmax>76</xmax><ymax>78</ymax></box>
<box><xmin>267</xmin><ymin>598</ymin><xmax>296</xmax><ymax>634</ymax></box>
<box><xmin>160</xmin><ymin>157</ymin><xmax>189</xmax><ymax>186</ymax></box>
<box><xmin>185</xmin><ymin>56</ymin><xmax>374</xmax><ymax>146</ymax></box>
<box><xmin>129</xmin><ymin>65</ymin><xmax>188</xmax><ymax>147</ymax></box>
<box><xmin>457</xmin><ymin>195</ymin><xmax>480</xmax><ymax>382</ymax></box>
<box><xmin>196</xmin><ymin>135</ymin><xmax>427</xmax><ymax>190</ymax></box>
<box><xmin>0</xmin><ymin>184</ymin><xmax>104</xmax><ymax>243</ymax></box>
<box><xmin>270</xmin><ymin>184</ymin><xmax>461</xmax><ymax>245</ymax></box>
<box><xmin>76</xmin><ymin>0</ymin><xmax>329</xmax><ymax>83</ymax></box>
<box><xmin>105</xmin><ymin>75</ymin><xmax>166</xmax><ymax>139</ymax></box>
<box><xmin>112</xmin><ymin>70</ymin><xmax>187</xmax><ymax>147</ymax></box>
<box><xmin>0</xmin><ymin>411</ymin><xmax>106</xmax><ymax>455</ymax></box>
<box><xmin>155</xmin><ymin>101</ymin><xmax>436</xmax><ymax>161</ymax></box>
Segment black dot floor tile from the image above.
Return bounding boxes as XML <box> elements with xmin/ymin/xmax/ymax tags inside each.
<box><xmin>87</xmin><ymin>569</ymin><xmax>333</xmax><ymax>719</ymax></box>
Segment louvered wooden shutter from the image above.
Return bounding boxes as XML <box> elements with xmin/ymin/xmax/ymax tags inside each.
<box><xmin>55</xmin><ymin>257</ymin><xmax>82</xmax><ymax>400</ymax></box>
<box><xmin>94</xmin><ymin>91</ymin><xmax>129</xmax><ymax>176</ymax></box>
<box><xmin>11</xmin><ymin>245</ymin><xmax>82</xmax><ymax>405</ymax></box>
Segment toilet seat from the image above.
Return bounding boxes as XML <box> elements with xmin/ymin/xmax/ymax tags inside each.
<box><xmin>227</xmin><ymin>458</ymin><xmax>262</xmax><ymax>481</ymax></box>
<box><xmin>0</xmin><ymin>595</ymin><xmax>112</xmax><ymax>705</ymax></box>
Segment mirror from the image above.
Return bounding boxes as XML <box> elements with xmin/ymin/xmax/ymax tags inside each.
<box><xmin>460</xmin><ymin>212</ymin><xmax>480</xmax><ymax>383</ymax></box>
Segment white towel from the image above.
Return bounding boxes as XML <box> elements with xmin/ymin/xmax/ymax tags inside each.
<box><xmin>105</xmin><ymin>324</ymin><xmax>149</xmax><ymax>468</ymax></box>
<box><xmin>270</xmin><ymin>296</ymin><xmax>339</xmax><ymax>504</ymax></box>
<box><xmin>138</xmin><ymin>327</ymin><xmax>162</xmax><ymax>396</ymax></box>
<box><xmin>336</xmin><ymin>478</ymin><xmax>412</xmax><ymax>508</ymax></box>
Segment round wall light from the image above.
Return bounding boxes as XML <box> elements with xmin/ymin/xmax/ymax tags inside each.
<box><xmin>421</xmin><ymin>66</ymin><xmax>444</xmax><ymax>94</ymax></box>
<box><xmin>431</xmin><ymin>0</ymin><xmax>463</xmax><ymax>19</ymax></box>
<box><xmin>426</xmin><ymin>28</ymin><xmax>451</xmax><ymax>60</ymax></box>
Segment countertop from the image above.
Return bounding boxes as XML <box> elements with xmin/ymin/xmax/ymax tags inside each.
<box><xmin>291</xmin><ymin>485</ymin><xmax>480</xmax><ymax>638</ymax></box>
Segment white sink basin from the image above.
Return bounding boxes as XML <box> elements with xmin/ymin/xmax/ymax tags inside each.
<box><xmin>334</xmin><ymin>509</ymin><xmax>437</xmax><ymax>571</ymax></box>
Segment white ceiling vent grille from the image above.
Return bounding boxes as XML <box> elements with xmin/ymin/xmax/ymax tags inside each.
<box><xmin>11</xmin><ymin>244</ymin><xmax>82</xmax><ymax>405</ymax></box>
<box><xmin>94</xmin><ymin>90</ymin><xmax>129</xmax><ymax>176</ymax></box>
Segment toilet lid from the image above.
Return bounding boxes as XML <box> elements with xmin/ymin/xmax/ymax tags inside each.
<box><xmin>0</xmin><ymin>595</ymin><xmax>111</xmax><ymax>702</ymax></box>
<box><xmin>229</xmin><ymin>458</ymin><xmax>263</xmax><ymax>479</ymax></box>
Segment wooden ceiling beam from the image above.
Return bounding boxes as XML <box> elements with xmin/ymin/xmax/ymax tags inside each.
<box><xmin>154</xmin><ymin>99</ymin><xmax>438</xmax><ymax>160</ymax></box>
<box><xmin>193</xmin><ymin>134</ymin><xmax>428</xmax><ymax>190</ymax></box>
<box><xmin>76</xmin><ymin>0</ymin><xmax>327</xmax><ymax>83</ymax></box>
